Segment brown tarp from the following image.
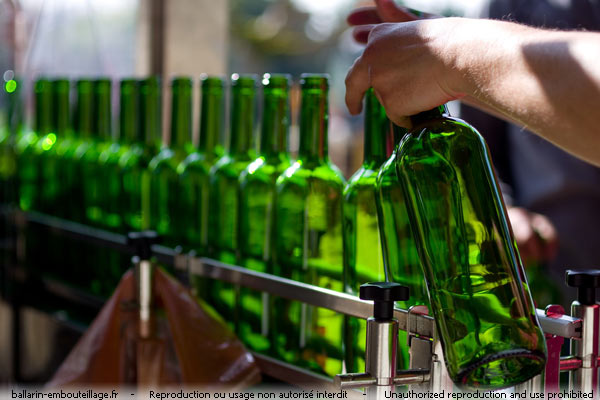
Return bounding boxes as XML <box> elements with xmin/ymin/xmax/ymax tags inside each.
<box><xmin>46</xmin><ymin>268</ymin><xmax>261</xmax><ymax>388</ymax></box>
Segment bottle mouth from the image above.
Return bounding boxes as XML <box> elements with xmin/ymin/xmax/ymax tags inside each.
<box><xmin>456</xmin><ymin>349</ymin><xmax>546</xmax><ymax>390</ymax></box>
<box><xmin>120</xmin><ymin>78</ymin><xmax>138</xmax><ymax>87</ymax></box>
<box><xmin>262</xmin><ymin>73</ymin><xmax>290</xmax><ymax>89</ymax></box>
<box><xmin>200</xmin><ymin>74</ymin><xmax>225</xmax><ymax>88</ymax></box>
<box><xmin>171</xmin><ymin>76</ymin><xmax>193</xmax><ymax>89</ymax></box>
<box><xmin>300</xmin><ymin>73</ymin><xmax>329</xmax><ymax>90</ymax></box>
<box><xmin>231</xmin><ymin>73</ymin><xmax>258</xmax><ymax>88</ymax></box>
<box><xmin>140</xmin><ymin>76</ymin><xmax>161</xmax><ymax>87</ymax></box>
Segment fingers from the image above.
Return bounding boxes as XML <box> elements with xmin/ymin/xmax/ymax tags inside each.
<box><xmin>530</xmin><ymin>213</ymin><xmax>559</xmax><ymax>261</ymax></box>
<box><xmin>352</xmin><ymin>25</ymin><xmax>373</xmax><ymax>43</ymax></box>
<box><xmin>374</xmin><ymin>0</ymin><xmax>419</xmax><ymax>22</ymax></box>
<box><xmin>347</xmin><ymin>7</ymin><xmax>382</xmax><ymax>26</ymax></box>
<box><xmin>345</xmin><ymin>56</ymin><xmax>371</xmax><ymax>115</ymax></box>
<box><xmin>508</xmin><ymin>207</ymin><xmax>543</xmax><ymax>264</ymax></box>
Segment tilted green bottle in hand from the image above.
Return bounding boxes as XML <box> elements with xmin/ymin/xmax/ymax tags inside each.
<box><xmin>208</xmin><ymin>74</ymin><xmax>258</xmax><ymax>328</ymax></box>
<box><xmin>120</xmin><ymin>77</ymin><xmax>161</xmax><ymax>232</ymax></box>
<box><xmin>342</xmin><ymin>88</ymin><xmax>392</xmax><ymax>373</ymax></box>
<box><xmin>177</xmin><ymin>75</ymin><xmax>224</xmax><ymax>252</ymax></box>
<box><xmin>273</xmin><ymin>74</ymin><xmax>345</xmax><ymax>377</ymax></box>
<box><xmin>395</xmin><ymin>105</ymin><xmax>546</xmax><ymax>389</ymax></box>
<box><xmin>238</xmin><ymin>73</ymin><xmax>292</xmax><ymax>353</ymax></box>
<box><xmin>149</xmin><ymin>77</ymin><xmax>193</xmax><ymax>246</ymax></box>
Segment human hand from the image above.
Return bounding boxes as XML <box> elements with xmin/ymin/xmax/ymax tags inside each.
<box><xmin>347</xmin><ymin>0</ymin><xmax>430</xmax><ymax>43</ymax></box>
<box><xmin>507</xmin><ymin>207</ymin><xmax>559</xmax><ymax>266</ymax></box>
<box><xmin>345</xmin><ymin>17</ymin><xmax>470</xmax><ymax>124</ymax></box>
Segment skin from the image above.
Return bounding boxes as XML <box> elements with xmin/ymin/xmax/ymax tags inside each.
<box><xmin>345</xmin><ymin>0</ymin><xmax>600</xmax><ymax>168</ymax></box>
<box><xmin>345</xmin><ymin>0</ymin><xmax>566</xmax><ymax>263</ymax></box>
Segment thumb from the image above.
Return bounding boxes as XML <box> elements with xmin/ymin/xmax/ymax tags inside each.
<box><xmin>374</xmin><ymin>0</ymin><xmax>419</xmax><ymax>22</ymax></box>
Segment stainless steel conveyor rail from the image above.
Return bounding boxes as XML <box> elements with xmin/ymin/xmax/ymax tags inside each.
<box><xmin>2</xmin><ymin>209</ymin><xmax>585</xmax><ymax>390</ymax></box>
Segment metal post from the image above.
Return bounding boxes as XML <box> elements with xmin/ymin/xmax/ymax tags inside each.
<box><xmin>565</xmin><ymin>270</ymin><xmax>600</xmax><ymax>395</ymax></box>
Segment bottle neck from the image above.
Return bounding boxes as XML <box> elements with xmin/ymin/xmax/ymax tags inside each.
<box><xmin>120</xmin><ymin>80</ymin><xmax>138</xmax><ymax>145</ymax></box>
<box><xmin>198</xmin><ymin>83</ymin><xmax>223</xmax><ymax>160</ymax></box>
<box><xmin>34</xmin><ymin>79</ymin><xmax>53</xmax><ymax>136</ymax></box>
<box><xmin>388</xmin><ymin>124</ymin><xmax>407</xmax><ymax>157</ymax></box>
<box><xmin>93</xmin><ymin>80</ymin><xmax>112</xmax><ymax>141</ymax></box>
<box><xmin>139</xmin><ymin>77</ymin><xmax>161</xmax><ymax>149</ymax></box>
<box><xmin>229</xmin><ymin>84</ymin><xmax>256</xmax><ymax>157</ymax></box>
<box><xmin>363</xmin><ymin>89</ymin><xmax>389</xmax><ymax>165</ymax></box>
<box><xmin>170</xmin><ymin>79</ymin><xmax>193</xmax><ymax>151</ymax></box>
<box><xmin>260</xmin><ymin>85</ymin><xmax>289</xmax><ymax>159</ymax></box>
<box><xmin>410</xmin><ymin>104</ymin><xmax>450</xmax><ymax>127</ymax></box>
<box><xmin>53</xmin><ymin>80</ymin><xmax>70</xmax><ymax>138</ymax></box>
<box><xmin>75</xmin><ymin>81</ymin><xmax>93</xmax><ymax>139</ymax></box>
<box><xmin>298</xmin><ymin>87</ymin><xmax>328</xmax><ymax>161</ymax></box>
<box><xmin>5</xmin><ymin>77</ymin><xmax>22</xmax><ymax>137</ymax></box>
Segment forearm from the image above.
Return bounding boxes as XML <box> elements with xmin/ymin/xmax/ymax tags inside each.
<box><xmin>450</xmin><ymin>19</ymin><xmax>600</xmax><ymax>165</ymax></box>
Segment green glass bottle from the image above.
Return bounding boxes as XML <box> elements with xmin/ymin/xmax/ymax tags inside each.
<box><xmin>238</xmin><ymin>73</ymin><xmax>292</xmax><ymax>353</ymax></box>
<box><xmin>120</xmin><ymin>76</ymin><xmax>161</xmax><ymax>232</ymax></box>
<box><xmin>273</xmin><ymin>74</ymin><xmax>345</xmax><ymax>377</ymax></box>
<box><xmin>36</xmin><ymin>78</ymin><xmax>69</xmax><ymax>214</ymax></box>
<box><xmin>0</xmin><ymin>72</ymin><xmax>20</xmax><ymax>206</ymax></box>
<box><xmin>342</xmin><ymin>88</ymin><xmax>392</xmax><ymax>373</ymax></box>
<box><xmin>208</xmin><ymin>74</ymin><xmax>258</xmax><ymax>328</ymax></box>
<box><xmin>177</xmin><ymin>75</ymin><xmax>224</xmax><ymax>251</ymax></box>
<box><xmin>149</xmin><ymin>77</ymin><xmax>193</xmax><ymax>245</ymax></box>
<box><xmin>52</xmin><ymin>78</ymin><xmax>75</xmax><ymax>219</ymax></box>
<box><xmin>98</xmin><ymin>78</ymin><xmax>136</xmax><ymax>232</ymax></box>
<box><xmin>375</xmin><ymin>122</ymin><xmax>429</xmax><ymax>373</ymax></box>
<box><xmin>395</xmin><ymin>105</ymin><xmax>546</xmax><ymax>389</ymax></box>
<box><xmin>80</xmin><ymin>78</ymin><xmax>112</xmax><ymax>227</ymax></box>
<box><xmin>66</xmin><ymin>79</ymin><xmax>94</xmax><ymax>222</ymax></box>
<box><xmin>0</xmin><ymin>72</ymin><xmax>20</xmax><ymax>273</ymax></box>
<box><xmin>17</xmin><ymin>78</ymin><xmax>52</xmax><ymax>212</ymax></box>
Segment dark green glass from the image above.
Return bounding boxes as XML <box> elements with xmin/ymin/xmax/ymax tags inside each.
<box><xmin>526</xmin><ymin>262</ymin><xmax>563</xmax><ymax>307</ymax></box>
<box><xmin>273</xmin><ymin>74</ymin><xmax>345</xmax><ymax>377</ymax></box>
<box><xmin>149</xmin><ymin>77</ymin><xmax>193</xmax><ymax>245</ymax></box>
<box><xmin>52</xmin><ymin>78</ymin><xmax>74</xmax><ymax>216</ymax></box>
<box><xmin>73</xmin><ymin>78</ymin><xmax>118</xmax><ymax>296</ymax></box>
<box><xmin>65</xmin><ymin>79</ymin><xmax>94</xmax><ymax>222</ymax></box>
<box><xmin>97</xmin><ymin>79</ymin><xmax>135</xmax><ymax>232</ymax></box>
<box><xmin>376</xmin><ymin>125</ymin><xmax>429</xmax><ymax>373</ymax></box>
<box><xmin>395</xmin><ymin>105</ymin><xmax>546</xmax><ymax>389</ymax></box>
<box><xmin>120</xmin><ymin>76</ymin><xmax>161</xmax><ymax>231</ymax></box>
<box><xmin>0</xmin><ymin>72</ymin><xmax>20</xmax><ymax>275</ymax></box>
<box><xmin>17</xmin><ymin>78</ymin><xmax>52</xmax><ymax>211</ymax></box>
<box><xmin>208</xmin><ymin>74</ymin><xmax>258</xmax><ymax>328</ymax></box>
<box><xmin>238</xmin><ymin>73</ymin><xmax>292</xmax><ymax>353</ymax></box>
<box><xmin>0</xmin><ymin>73</ymin><xmax>20</xmax><ymax>206</ymax></box>
<box><xmin>79</xmin><ymin>78</ymin><xmax>112</xmax><ymax>227</ymax></box>
<box><xmin>342</xmin><ymin>89</ymin><xmax>392</xmax><ymax>373</ymax></box>
<box><xmin>177</xmin><ymin>75</ymin><xmax>224</xmax><ymax>251</ymax></box>
<box><xmin>36</xmin><ymin>78</ymin><xmax>69</xmax><ymax>214</ymax></box>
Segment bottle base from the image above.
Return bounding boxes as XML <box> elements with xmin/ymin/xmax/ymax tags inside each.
<box><xmin>456</xmin><ymin>349</ymin><xmax>546</xmax><ymax>390</ymax></box>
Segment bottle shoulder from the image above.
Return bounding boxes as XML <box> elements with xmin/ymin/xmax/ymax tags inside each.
<box><xmin>99</xmin><ymin>143</ymin><xmax>123</xmax><ymax>164</ymax></box>
<box><xmin>15</xmin><ymin>131</ymin><xmax>38</xmax><ymax>154</ymax></box>
<box><xmin>404</xmin><ymin>116</ymin><xmax>484</xmax><ymax>148</ymax></box>
<box><xmin>149</xmin><ymin>148</ymin><xmax>177</xmax><ymax>171</ymax></box>
<box><xmin>177</xmin><ymin>151</ymin><xmax>213</xmax><ymax>175</ymax></box>
<box><xmin>210</xmin><ymin>154</ymin><xmax>252</xmax><ymax>181</ymax></box>
<box><xmin>344</xmin><ymin>166</ymin><xmax>379</xmax><ymax>198</ymax></box>
<box><xmin>277</xmin><ymin>160</ymin><xmax>345</xmax><ymax>192</ymax></box>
